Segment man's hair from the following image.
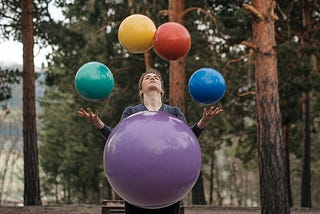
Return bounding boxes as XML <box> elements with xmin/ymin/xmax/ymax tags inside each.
<box><xmin>138</xmin><ymin>67</ymin><xmax>164</xmax><ymax>100</ymax></box>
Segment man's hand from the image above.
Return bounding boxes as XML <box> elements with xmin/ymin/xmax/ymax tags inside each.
<box><xmin>197</xmin><ymin>105</ymin><xmax>223</xmax><ymax>129</ymax></box>
<box><xmin>77</xmin><ymin>107</ymin><xmax>105</xmax><ymax>129</ymax></box>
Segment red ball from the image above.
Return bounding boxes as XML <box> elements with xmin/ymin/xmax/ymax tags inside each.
<box><xmin>153</xmin><ymin>22</ymin><xmax>191</xmax><ymax>61</ymax></box>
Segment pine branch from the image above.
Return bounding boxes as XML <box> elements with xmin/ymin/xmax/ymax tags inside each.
<box><xmin>238</xmin><ymin>91</ymin><xmax>256</xmax><ymax>96</ymax></box>
<box><xmin>275</xmin><ymin>1</ymin><xmax>287</xmax><ymax>20</ymax></box>
<box><xmin>243</xmin><ymin>3</ymin><xmax>264</xmax><ymax>21</ymax></box>
<box><xmin>182</xmin><ymin>7</ymin><xmax>228</xmax><ymax>40</ymax></box>
<box><xmin>222</xmin><ymin>54</ymin><xmax>249</xmax><ymax>76</ymax></box>
<box><xmin>157</xmin><ymin>9</ymin><xmax>169</xmax><ymax>17</ymax></box>
<box><xmin>241</xmin><ymin>41</ymin><xmax>257</xmax><ymax>49</ymax></box>
<box><xmin>271</xmin><ymin>1</ymin><xmax>279</xmax><ymax>21</ymax></box>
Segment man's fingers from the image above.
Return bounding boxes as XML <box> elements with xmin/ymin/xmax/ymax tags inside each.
<box><xmin>210</xmin><ymin>106</ymin><xmax>217</xmax><ymax>113</ymax></box>
<box><xmin>86</xmin><ymin>108</ymin><xmax>94</xmax><ymax>117</ymax></box>
<box><xmin>202</xmin><ymin>107</ymin><xmax>207</xmax><ymax>116</ymax></box>
<box><xmin>206</xmin><ymin>106</ymin><xmax>222</xmax><ymax>117</ymax></box>
<box><xmin>213</xmin><ymin>107</ymin><xmax>223</xmax><ymax>115</ymax></box>
<box><xmin>77</xmin><ymin>111</ymin><xmax>87</xmax><ymax>118</ymax></box>
<box><xmin>206</xmin><ymin>106</ymin><xmax>216</xmax><ymax>116</ymax></box>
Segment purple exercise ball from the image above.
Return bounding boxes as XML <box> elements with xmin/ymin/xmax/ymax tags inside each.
<box><xmin>103</xmin><ymin>111</ymin><xmax>201</xmax><ymax>209</ymax></box>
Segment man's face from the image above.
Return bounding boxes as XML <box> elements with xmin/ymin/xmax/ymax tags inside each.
<box><xmin>141</xmin><ymin>73</ymin><xmax>163</xmax><ymax>94</ymax></box>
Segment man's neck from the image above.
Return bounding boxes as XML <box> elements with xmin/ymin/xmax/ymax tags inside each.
<box><xmin>143</xmin><ymin>92</ymin><xmax>162</xmax><ymax>111</ymax></box>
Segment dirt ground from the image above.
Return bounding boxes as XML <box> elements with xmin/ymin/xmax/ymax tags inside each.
<box><xmin>0</xmin><ymin>205</ymin><xmax>319</xmax><ymax>214</ymax></box>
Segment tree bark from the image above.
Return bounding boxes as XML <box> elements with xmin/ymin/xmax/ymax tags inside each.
<box><xmin>283</xmin><ymin>124</ymin><xmax>293</xmax><ymax>207</ymax></box>
<box><xmin>191</xmin><ymin>171</ymin><xmax>206</xmax><ymax>205</ymax></box>
<box><xmin>168</xmin><ymin>0</ymin><xmax>186</xmax><ymax>113</ymax></box>
<box><xmin>209</xmin><ymin>149</ymin><xmax>215</xmax><ymax>205</ymax></box>
<box><xmin>300</xmin><ymin>0</ymin><xmax>312</xmax><ymax>207</ymax></box>
<box><xmin>169</xmin><ymin>59</ymin><xmax>185</xmax><ymax>112</ymax></box>
<box><xmin>144</xmin><ymin>50</ymin><xmax>153</xmax><ymax>69</ymax></box>
<box><xmin>142</xmin><ymin>0</ymin><xmax>153</xmax><ymax>70</ymax></box>
<box><xmin>168</xmin><ymin>0</ymin><xmax>206</xmax><ymax>205</ymax></box>
<box><xmin>301</xmin><ymin>91</ymin><xmax>311</xmax><ymax>207</ymax></box>
<box><xmin>251</xmin><ymin>0</ymin><xmax>289</xmax><ymax>213</ymax></box>
<box><xmin>21</xmin><ymin>0</ymin><xmax>42</xmax><ymax>205</ymax></box>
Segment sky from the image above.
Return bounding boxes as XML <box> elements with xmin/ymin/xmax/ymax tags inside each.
<box><xmin>0</xmin><ymin>40</ymin><xmax>49</xmax><ymax>68</ymax></box>
<box><xmin>0</xmin><ymin>2</ymin><xmax>64</xmax><ymax>68</ymax></box>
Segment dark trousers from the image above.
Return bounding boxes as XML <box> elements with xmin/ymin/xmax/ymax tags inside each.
<box><xmin>125</xmin><ymin>201</ymin><xmax>180</xmax><ymax>214</ymax></box>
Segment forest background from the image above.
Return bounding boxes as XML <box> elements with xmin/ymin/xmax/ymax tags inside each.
<box><xmin>0</xmin><ymin>0</ymin><xmax>320</xmax><ymax>209</ymax></box>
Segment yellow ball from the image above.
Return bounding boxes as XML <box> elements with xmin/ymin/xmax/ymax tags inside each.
<box><xmin>118</xmin><ymin>14</ymin><xmax>156</xmax><ymax>53</ymax></box>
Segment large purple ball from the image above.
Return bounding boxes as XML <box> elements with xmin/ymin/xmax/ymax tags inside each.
<box><xmin>103</xmin><ymin>111</ymin><xmax>201</xmax><ymax>209</ymax></box>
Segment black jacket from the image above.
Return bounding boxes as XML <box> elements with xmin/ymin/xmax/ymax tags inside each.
<box><xmin>98</xmin><ymin>103</ymin><xmax>203</xmax><ymax>140</ymax></box>
<box><xmin>99</xmin><ymin>103</ymin><xmax>203</xmax><ymax>214</ymax></box>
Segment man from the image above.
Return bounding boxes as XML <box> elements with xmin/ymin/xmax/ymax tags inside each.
<box><xmin>78</xmin><ymin>67</ymin><xmax>223</xmax><ymax>214</ymax></box>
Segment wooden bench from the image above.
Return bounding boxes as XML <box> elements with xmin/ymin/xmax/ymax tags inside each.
<box><xmin>101</xmin><ymin>200</ymin><xmax>184</xmax><ymax>214</ymax></box>
<box><xmin>101</xmin><ymin>200</ymin><xmax>125</xmax><ymax>214</ymax></box>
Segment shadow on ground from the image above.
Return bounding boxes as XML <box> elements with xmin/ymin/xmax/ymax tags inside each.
<box><xmin>0</xmin><ymin>205</ymin><xmax>319</xmax><ymax>214</ymax></box>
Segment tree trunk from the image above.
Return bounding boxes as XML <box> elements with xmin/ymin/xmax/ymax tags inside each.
<box><xmin>251</xmin><ymin>0</ymin><xmax>289</xmax><ymax>213</ymax></box>
<box><xmin>300</xmin><ymin>0</ymin><xmax>312</xmax><ymax>207</ymax></box>
<box><xmin>301</xmin><ymin>91</ymin><xmax>311</xmax><ymax>207</ymax></box>
<box><xmin>21</xmin><ymin>0</ymin><xmax>41</xmax><ymax>205</ymax></box>
<box><xmin>283</xmin><ymin>124</ymin><xmax>293</xmax><ymax>207</ymax></box>
<box><xmin>191</xmin><ymin>171</ymin><xmax>206</xmax><ymax>205</ymax></box>
<box><xmin>215</xmin><ymin>160</ymin><xmax>223</xmax><ymax>205</ymax></box>
<box><xmin>169</xmin><ymin>59</ymin><xmax>185</xmax><ymax>112</ymax></box>
<box><xmin>142</xmin><ymin>0</ymin><xmax>153</xmax><ymax>70</ymax></box>
<box><xmin>209</xmin><ymin>149</ymin><xmax>215</xmax><ymax>205</ymax></box>
<box><xmin>168</xmin><ymin>0</ymin><xmax>186</xmax><ymax>113</ymax></box>
<box><xmin>168</xmin><ymin>0</ymin><xmax>206</xmax><ymax>205</ymax></box>
<box><xmin>144</xmin><ymin>50</ymin><xmax>153</xmax><ymax>69</ymax></box>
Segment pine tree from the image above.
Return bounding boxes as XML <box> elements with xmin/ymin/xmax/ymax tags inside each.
<box><xmin>245</xmin><ymin>0</ymin><xmax>289</xmax><ymax>212</ymax></box>
<box><xmin>21</xmin><ymin>0</ymin><xmax>42</xmax><ymax>205</ymax></box>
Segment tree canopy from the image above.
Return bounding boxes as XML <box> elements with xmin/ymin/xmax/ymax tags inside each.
<box><xmin>0</xmin><ymin>0</ymin><xmax>319</xmax><ymax>207</ymax></box>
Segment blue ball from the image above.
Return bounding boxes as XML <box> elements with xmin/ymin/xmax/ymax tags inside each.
<box><xmin>74</xmin><ymin>62</ymin><xmax>114</xmax><ymax>101</ymax></box>
<box><xmin>188</xmin><ymin>68</ymin><xmax>226</xmax><ymax>105</ymax></box>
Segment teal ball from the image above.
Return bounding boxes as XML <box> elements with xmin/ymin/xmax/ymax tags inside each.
<box><xmin>75</xmin><ymin>62</ymin><xmax>114</xmax><ymax>101</ymax></box>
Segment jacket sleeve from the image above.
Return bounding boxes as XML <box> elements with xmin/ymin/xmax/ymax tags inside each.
<box><xmin>120</xmin><ymin>106</ymin><xmax>133</xmax><ymax>120</ymax></box>
<box><xmin>173</xmin><ymin>106</ymin><xmax>204</xmax><ymax>138</ymax></box>
<box><xmin>97</xmin><ymin>106</ymin><xmax>134</xmax><ymax>140</ymax></box>
<box><xmin>98</xmin><ymin>106</ymin><xmax>132</xmax><ymax>140</ymax></box>
<box><xmin>97</xmin><ymin>124</ymin><xmax>112</xmax><ymax>140</ymax></box>
<box><xmin>191</xmin><ymin>124</ymin><xmax>203</xmax><ymax>138</ymax></box>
